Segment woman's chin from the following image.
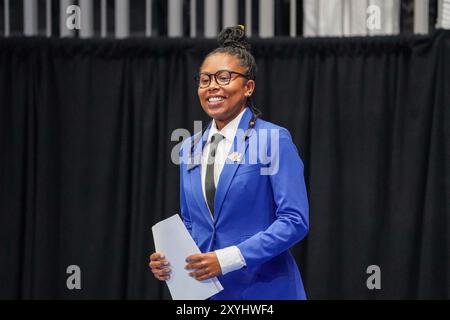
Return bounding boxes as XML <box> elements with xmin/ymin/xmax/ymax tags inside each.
<box><xmin>205</xmin><ymin>105</ymin><xmax>227</xmax><ymax>119</ymax></box>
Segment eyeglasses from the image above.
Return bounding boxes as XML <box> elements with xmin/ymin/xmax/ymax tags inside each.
<box><xmin>195</xmin><ymin>70</ymin><xmax>249</xmax><ymax>88</ymax></box>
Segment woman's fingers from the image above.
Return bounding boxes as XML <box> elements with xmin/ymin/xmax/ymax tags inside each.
<box><xmin>184</xmin><ymin>252</ymin><xmax>221</xmax><ymax>281</ymax></box>
<box><xmin>154</xmin><ymin>271</ymin><xmax>170</xmax><ymax>281</ymax></box>
<box><xmin>150</xmin><ymin>252</ymin><xmax>165</xmax><ymax>261</ymax></box>
<box><xmin>155</xmin><ymin>267</ymin><xmax>172</xmax><ymax>276</ymax></box>
<box><xmin>185</xmin><ymin>259</ymin><xmax>210</xmax><ymax>279</ymax></box>
<box><xmin>149</xmin><ymin>252</ymin><xmax>171</xmax><ymax>281</ymax></box>
<box><xmin>151</xmin><ymin>266</ymin><xmax>171</xmax><ymax>280</ymax></box>
<box><xmin>188</xmin><ymin>267</ymin><xmax>209</xmax><ymax>279</ymax></box>
<box><xmin>195</xmin><ymin>272</ymin><xmax>213</xmax><ymax>281</ymax></box>
<box><xmin>149</xmin><ymin>252</ymin><xmax>170</xmax><ymax>268</ymax></box>
<box><xmin>149</xmin><ymin>259</ymin><xmax>170</xmax><ymax>269</ymax></box>
<box><xmin>185</xmin><ymin>261</ymin><xmax>204</xmax><ymax>271</ymax></box>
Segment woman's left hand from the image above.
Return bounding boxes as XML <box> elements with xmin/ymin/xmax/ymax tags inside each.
<box><xmin>185</xmin><ymin>252</ymin><xmax>222</xmax><ymax>281</ymax></box>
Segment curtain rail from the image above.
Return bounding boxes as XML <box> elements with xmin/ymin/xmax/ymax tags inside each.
<box><xmin>1</xmin><ymin>0</ymin><xmax>444</xmax><ymax>38</ymax></box>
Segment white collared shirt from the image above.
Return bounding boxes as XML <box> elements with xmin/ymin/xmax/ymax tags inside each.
<box><xmin>201</xmin><ymin>107</ymin><xmax>247</xmax><ymax>275</ymax></box>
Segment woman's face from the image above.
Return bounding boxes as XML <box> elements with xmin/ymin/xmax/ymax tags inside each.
<box><xmin>198</xmin><ymin>53</ymin><xmax>255</xmax><ymax>129</ymax></box>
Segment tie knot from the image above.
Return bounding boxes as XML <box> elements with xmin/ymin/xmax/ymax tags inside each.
<box><xmin>211</xmin><ymin>133</ymin><xmax>224</xmax><ymax>144</ymax></box>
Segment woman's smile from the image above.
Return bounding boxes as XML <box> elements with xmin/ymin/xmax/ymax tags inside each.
<box><xmin>206</xmin><ymin>95</ymin><xmax>227</xmax><ymax>106</ymax></box>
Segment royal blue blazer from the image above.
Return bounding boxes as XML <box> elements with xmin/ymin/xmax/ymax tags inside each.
<box><xmin>179</xmin><ymin>107</ymin><xmax>309</xmax><ymax>300</ymax></box>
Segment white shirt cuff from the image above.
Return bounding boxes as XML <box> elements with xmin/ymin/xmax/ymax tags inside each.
<box><xmin>215</xmin><ymin>246</ymin><xmax>247</xmax><ymax>275</ymax></box>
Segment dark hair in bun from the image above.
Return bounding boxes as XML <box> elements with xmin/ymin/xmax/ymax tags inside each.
<box><xmin>204</xmin><ymin>25</ymin><xmax>257</xmax><ymax>81</ymax></box>
<box><xmin>217</xmin><ymin>26</ymin><xmax>251</xmax><ymax>51</ymax></box>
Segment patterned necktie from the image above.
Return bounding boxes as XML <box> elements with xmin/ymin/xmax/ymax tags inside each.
<box><xmin>205</xmin><ymin>133</ymin><xmax>225</xmax><ymax>217</ymax></box>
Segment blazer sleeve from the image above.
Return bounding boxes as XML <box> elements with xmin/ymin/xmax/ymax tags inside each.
<box><xmin>237</xmin><ymin>128</ymin><xmax>309</xmax><ymax>269</ymax></box>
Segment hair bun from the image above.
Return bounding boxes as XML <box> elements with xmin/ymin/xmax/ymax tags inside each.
<box><xmin>217</xmin><ymin>26</ymin><xmax>251</xmax><ymax>51</ymax></box>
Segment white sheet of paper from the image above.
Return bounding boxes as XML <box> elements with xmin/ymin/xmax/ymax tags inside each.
<box><xmin>152</xmin><ymin>214</ymin><xmax>224</xmax><ymax>300</ymax></box>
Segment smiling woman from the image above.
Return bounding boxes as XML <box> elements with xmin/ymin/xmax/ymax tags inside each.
<box><xmin>197</xmin><ymin>54</ymin><xmax>253</xmax><ymax>130</ymax></box>
<box><xmin>149</xmin><ymin>25</ymin><xmax>310</xmax><ymax>300</ymax></box>
<box><xmin>196</xmin><ymin>27</ymin><xmax>256</xmax><ymax>130</ymax></box>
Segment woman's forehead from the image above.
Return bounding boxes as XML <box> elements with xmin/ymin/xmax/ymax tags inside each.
<box><xmin>200</xmin><ymin>53</ymin><xmax>245</xmax><ymax>73</ymax></box>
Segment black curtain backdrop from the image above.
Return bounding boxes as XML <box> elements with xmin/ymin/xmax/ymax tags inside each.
<box><xmin>0</xmin><ymin>31</ymin><xmax>449</xmax><ymax>300</ymax></box>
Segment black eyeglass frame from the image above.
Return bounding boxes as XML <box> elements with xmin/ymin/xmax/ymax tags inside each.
<box><xmin>194</xmin><ymin>70</ymin><xmax>249</xmax><ymax>88</ymax></box>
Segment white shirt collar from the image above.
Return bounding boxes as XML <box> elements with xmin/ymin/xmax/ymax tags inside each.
<box><xmin>207</xmin><ymin>107</ymin><xmax>247</xmax><ymax>143</ymax></box>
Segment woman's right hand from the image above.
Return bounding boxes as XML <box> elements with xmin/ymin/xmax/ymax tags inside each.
<box><xmin>149</xmin><ymin>252</ymin><xmax>171</xmax><ymax>281</ymax></box>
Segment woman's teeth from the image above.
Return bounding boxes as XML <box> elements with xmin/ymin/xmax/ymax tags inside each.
<box><xmin>208</xmin><ymin>97</ymin><xmax>225</xmax><ymax>103</ymax></box>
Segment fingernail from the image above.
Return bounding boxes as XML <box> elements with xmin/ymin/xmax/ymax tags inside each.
<box><xmin>164</xmin><ymin>261</ymin><xmax>169</xmax><ymax>266</ymax></box>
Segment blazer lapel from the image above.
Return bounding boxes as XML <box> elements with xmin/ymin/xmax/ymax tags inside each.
<box><xmin>214</xmin><ymin>108</ymin><xmax>254</xmax><ymax>223</ymax></box>
<box><xmin>187</xmin><ymin>122</ymin><xmax>214</xmax><ymax>227</ymax></box>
